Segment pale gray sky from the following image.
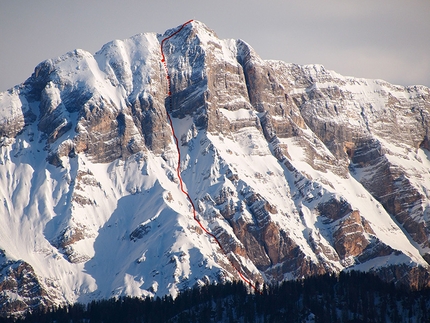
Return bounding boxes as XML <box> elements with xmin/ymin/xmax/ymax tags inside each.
<box><xmin>1</xmin><ymin>0</ymin><xmax>429</xmax><ymax>92</ymax></box>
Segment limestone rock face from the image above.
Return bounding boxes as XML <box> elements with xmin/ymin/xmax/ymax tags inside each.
<box><xmin>0</xmin><ymin>88</ymin><xmax>36</xmax><ymax>140</ymax></box>
<box><xmin>333</xmin><ymin>211</ymin><xmax>372</xmax><ymax>258</ymax></box>
<box><xmin>1</xmin><ymin>20</ymin><xmax>430</xmax><ymax>316</ymax></box>
<box><xmin>0</xmin><ymin>251</ymin><xmax>55</xmax><ymax>318</ymax></box>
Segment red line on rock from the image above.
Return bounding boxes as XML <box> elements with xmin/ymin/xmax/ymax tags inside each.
<box><xmin>159</xmin><ymin>20</ymin><xmax>260</xmax><ymax>293</ymax></box>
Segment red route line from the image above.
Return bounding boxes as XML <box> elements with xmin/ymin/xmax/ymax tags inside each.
<box><xmin>159</xmin><ymin>20</ymin><xmax>260</xmax><ymax>293</ymax></box>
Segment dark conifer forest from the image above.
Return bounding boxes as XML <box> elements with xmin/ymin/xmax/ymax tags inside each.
<box><xmin>3</xmin><ymin>271</ymin><xmax>430</xmax><ymax>323</ymax></box>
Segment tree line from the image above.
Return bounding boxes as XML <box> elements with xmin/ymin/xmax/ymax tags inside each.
<box><xmin>2</xmin><ymin>271</ymin><xmax>430</xmax><ymax>322</ymax></box>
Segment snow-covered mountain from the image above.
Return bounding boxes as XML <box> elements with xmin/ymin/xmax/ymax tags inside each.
<box><xmin>1</xmin><ymin>20</ymin><xmax>430</xmax><ymax>316</ymax></box>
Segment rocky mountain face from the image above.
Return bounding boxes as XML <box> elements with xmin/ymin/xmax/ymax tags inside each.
<box><xmin>1</xmin><ymin>20</ymin><xmax>430</xmax><ymax>316</ymax></box>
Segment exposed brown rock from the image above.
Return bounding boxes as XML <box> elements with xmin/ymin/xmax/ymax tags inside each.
<box><xmin>0</xmin><ymin>259</ymin><xmax>53</xmax><ymax>318</ymax></box>
<box><xmin>374</xmin><ymin>264</ymin><xmax>430</xmax><ymax>290</ymax></box>
<box><xmin>351</xmin><ymin>140</ymin><xmax>429</xmax><ymax>248</ymax></box>
<box><xmin>333</xmin><ymin>211</ymin><xmax>370</xmax><ymax>259</ymax></box>
<box><xmin>318</xmin><ymin>198</ymin><xmax>353</xmax><ymax>222</ymax></box>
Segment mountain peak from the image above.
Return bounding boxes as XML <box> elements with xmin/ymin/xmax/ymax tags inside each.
<box><xmin>1</xmin><ymin>20</ymin><xmax>430</xmax><ymax>317</ymax></box>
<box><xmin>159</xmin><ymin>20</ymin><xmax>215</xmax><ymax>39</ymax></box>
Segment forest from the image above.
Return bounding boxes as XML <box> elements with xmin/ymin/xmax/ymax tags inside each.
<box><xmin>2</xmin><ymin>271</ymin><xmax>430</xmax><ymax>323</ymax></box>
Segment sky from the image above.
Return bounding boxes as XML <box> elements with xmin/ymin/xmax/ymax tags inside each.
<box><xmin>0</xmin><ymin>0</ymin><xmax>429</xmax><ymax>92</ymax></box>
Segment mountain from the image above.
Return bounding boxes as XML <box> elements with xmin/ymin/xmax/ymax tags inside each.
<box><xmin>1</xmin><ymin>20</ymin><xmax>430</xmax><ymax>317</ymax></box>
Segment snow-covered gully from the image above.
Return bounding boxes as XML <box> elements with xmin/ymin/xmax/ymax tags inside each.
<box><xmin>159</xmin><ymin>20</ymin><xmax>260</xmax><ymax>293</ymax></box>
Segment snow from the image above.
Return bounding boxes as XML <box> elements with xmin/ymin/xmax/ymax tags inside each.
<box><xmin>187</xmin><ymin>21</ymin><xmax>238</xmax><ymax>67</ymax></box>
<box><xmin>219</xmin><ymin>108</ymin><xmax>255</xmax><ymax>122</ymax></box>
<box><xmin>281</xmin><ymin>131</ymin><xmax>427</xmax><ymax>266</ymax></box>
<box><xmin>0</xmin><ymin>90</ymin><xmax>26</xmax><ymax>123</ymax></box>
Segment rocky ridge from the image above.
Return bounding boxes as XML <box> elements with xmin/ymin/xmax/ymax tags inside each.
<box><xmin>1</xmin><ymin>20</ymin><xmax>430</xmax><ymax>316</ymax></box>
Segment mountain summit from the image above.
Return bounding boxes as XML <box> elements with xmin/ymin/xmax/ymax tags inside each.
<box><xmin>1</xmin><ymin>20</ymin><xmax>430</xmax><ymax>316</ymax></box>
